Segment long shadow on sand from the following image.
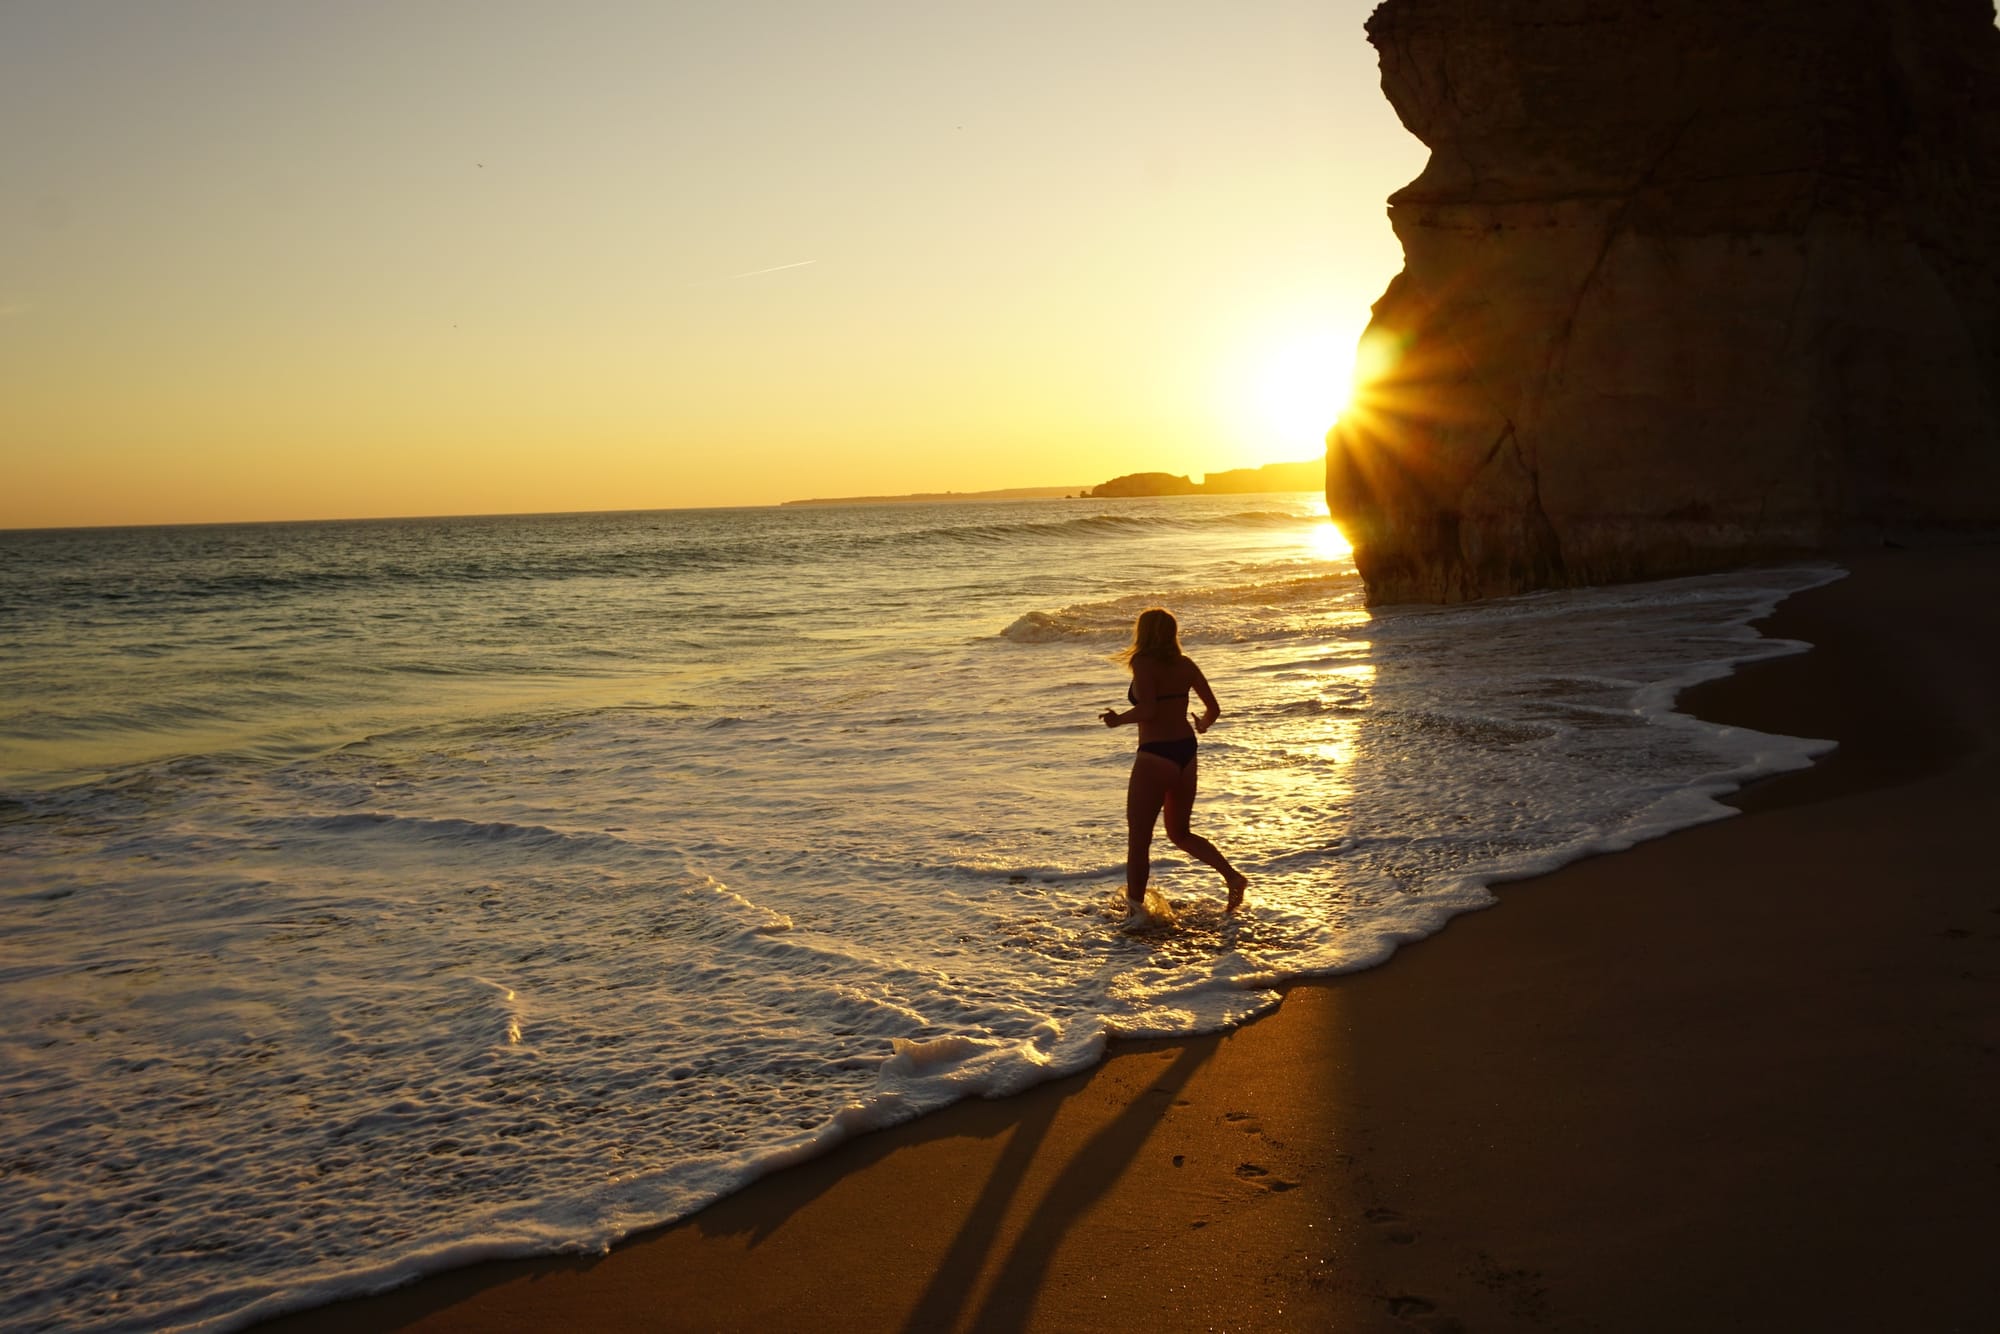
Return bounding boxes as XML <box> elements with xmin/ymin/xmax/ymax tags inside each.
<box><xmin>902</xmin><ymin>1042</ymin><xmax>1211</xmax><ymax>1334</ymax></box>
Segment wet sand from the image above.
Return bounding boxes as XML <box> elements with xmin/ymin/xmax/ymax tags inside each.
<box><xmin>260</xmin><ymin>545</ymin><xmax>2000</xmax><ymax>1332</ymax></box>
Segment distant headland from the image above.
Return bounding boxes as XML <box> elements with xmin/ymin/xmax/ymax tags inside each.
<box><xmin>783</xmin><ymin>457</ymin><xmax>1324</xmax><ymax>506</ymax></box>
<box><xmin>781</xmin><ymin>486</ymin><xmax>1084</xmax><ymax>507</ymax></box>
<box><xmin>1082</xmin><ymin>459</ymin><xmax>1323</xmax><ymax>498</ymax></box>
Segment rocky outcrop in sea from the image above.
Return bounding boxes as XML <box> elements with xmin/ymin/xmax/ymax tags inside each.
<box><xmin>1328</xmin><ymin>0</ymin><xmax>2000</xmax><ymax>604</ymax></box>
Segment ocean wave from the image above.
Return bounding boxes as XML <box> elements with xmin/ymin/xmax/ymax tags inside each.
<box><xmin>905</xmin><ymin>505</ymin><xmax>1319</xmax><ymax>546</ymax></box>
<box><xmin>999</xmin><ymin>568</ymin><xmax>1364</xmax><ymax>643</ymax></box>
<box><xmin>798</xmin><ymin>503</ymin><xmax>1330</xmax><ymax>572</ymax></box>
<box><xmin>264</xmin><ymin>812</ymin><xmax>639</xmax><ymax>859</ymax></box>
<box><xmin>1</xmin><ymin>504</ymin><xmax>1323</xmax><ymax>621</ymax></box>
<box><xmin>998</xmin><ymin>610</ymin><xmax>1104</xmax><ymax>643</ymax></box>
<box><xmin>941</xmin><ymin>856</ymin><xmax>1127</xmax><ymax>884</ymax></box>
<box><xmin>684</xmin><ymin>875</ymin><xmax>795</xmax><ymax>939</ymax></box>
<box><xmin>0</xmin><ymin>534</ymin><xmax>775</xmax><ymax>619</ymax></box>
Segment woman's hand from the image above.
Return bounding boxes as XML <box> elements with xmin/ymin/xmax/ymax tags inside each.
<box><xmin>1100</xmin><ymin>708</ymin><xmax>1121</xmax><ymax>728</ymax></box>
<box><xmin>1194</xmin><ymin>712</ymin><xmax>1216</xmax><ymax>734</ymax></box>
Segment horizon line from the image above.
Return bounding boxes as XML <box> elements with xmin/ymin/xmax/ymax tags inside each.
<box><xmin>1</xmin><ymin>484</ymin><xmax>1331</xmax><ymax>535</ymax></box>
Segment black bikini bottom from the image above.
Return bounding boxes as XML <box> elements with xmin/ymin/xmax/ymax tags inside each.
<box><xmin>1136</xmin><ymin>737</ymin><xmax>1197</xmax><ymax>769</ymax></box>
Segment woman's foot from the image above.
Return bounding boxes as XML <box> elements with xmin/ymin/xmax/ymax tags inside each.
<box><xmin>1223</xmin><ymin>870</ymin><xmax>1249</xmax><ymax>913</ymax></box>
<box><xmin>1122</xmin><ymin>888</ymin><xmax>1178</xmax><ymax>931</ymax></box>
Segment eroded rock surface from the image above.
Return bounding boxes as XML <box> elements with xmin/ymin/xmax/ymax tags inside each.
<box><xmin>1328</xmin><ymin>0</ymin><xmax>2000</xmax><ymax>604</ymax></box>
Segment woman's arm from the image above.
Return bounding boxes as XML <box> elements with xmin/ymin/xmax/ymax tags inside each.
<box><xmin>1189</xmin><ymin>661</ymin><xmax>1221</xmax><ymax>734</ymax></box>
<box><xmin>1100</xmin><ymin>661</ymin><xmax>1163</xmax><ymax>728</ymax></box>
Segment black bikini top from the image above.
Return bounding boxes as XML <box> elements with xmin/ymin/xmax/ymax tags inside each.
<box><xmin>1128</xmin><ymin>684</ymin><xmax>1191</xmax><ymax>706</ymax></box>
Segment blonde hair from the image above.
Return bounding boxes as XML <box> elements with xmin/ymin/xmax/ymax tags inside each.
<box><xmin>1117</xmin><ymin>607</ymin><xmax>1184</xmax><ymax>669</ymax></box>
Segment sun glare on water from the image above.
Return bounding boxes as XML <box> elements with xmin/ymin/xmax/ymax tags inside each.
<box><xmin>1310</xmin><ymin>517</ymin><xmax>1352</xmax><ymax>562</ymax></box>
<box><xmin>1299</xmin><ymin>495</ymin><xmax>1353</xmax><ymax>561</ymax></box>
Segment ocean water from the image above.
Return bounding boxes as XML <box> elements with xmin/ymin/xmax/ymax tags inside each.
<box><xmin>0</xmin><ymin>497</ymin><xmax>1838</xmax><ymax>1331</ymax></box>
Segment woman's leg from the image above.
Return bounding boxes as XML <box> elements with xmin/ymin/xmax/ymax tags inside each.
<box><xmin>1163</xmin><ymin>759</ymin><xmax>1249</xmax><ymax>909</ymax></box>
<box><xmin>1124</xmin><ymin>754</ymin><xmax>1175</xmax><ymax>903</ymax></box>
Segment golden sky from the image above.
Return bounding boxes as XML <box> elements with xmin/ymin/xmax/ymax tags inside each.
<box><xmin>1</xmin><ymin>1</ymin><xmax>1425</xmax><ymax>528</ymax></box>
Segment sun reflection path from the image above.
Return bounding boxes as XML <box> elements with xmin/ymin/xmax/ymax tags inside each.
<box><xmin>1309</xmin><ymin>518</ymin><xmax>1353</xmax><ymax>563</ymax></box>
<box><xmin>1292</xmin><ymin>494</ymin><xmax>1355</xmax><ymax>563</ymax></box>
<box><xmin>1217</xmin><ymin>642</ymin><xmax>1375</xmax><ymax>957</ymax></box>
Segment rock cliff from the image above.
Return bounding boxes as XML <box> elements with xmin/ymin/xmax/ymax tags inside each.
<box><xmin>1327</xmin><ymin>0</ymin><xmax>2000</xmax><ymax>604</ymax></box>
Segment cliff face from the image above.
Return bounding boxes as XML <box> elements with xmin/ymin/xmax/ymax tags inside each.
<box><xmin>1327</xmin><ymin>0</ymin><xmax>2000</xmax><ymax>604</ymax></box>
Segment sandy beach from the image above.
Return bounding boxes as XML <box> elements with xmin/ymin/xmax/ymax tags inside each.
<box><xmin>261</xmin><ymin>544</ymin><xmax>2000</xmax><ymax>1333</ymax></box>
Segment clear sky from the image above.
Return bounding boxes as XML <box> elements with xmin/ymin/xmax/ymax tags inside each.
<box><xmin>2</xmin><ymin>1</ymin><xmax>1425</xmax><ymax>527</ymax></box>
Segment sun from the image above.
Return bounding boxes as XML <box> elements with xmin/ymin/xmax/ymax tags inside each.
<box><xmin>1249</xmin><ymin>330</ymin><xmax>1360</xmax><ymax>452</ymax></box>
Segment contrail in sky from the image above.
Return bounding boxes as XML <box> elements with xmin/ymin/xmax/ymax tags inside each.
<box><xmin>722</xmin><ymin>259</ymin><xmax>818</xmax><ymax>281</ymax></box>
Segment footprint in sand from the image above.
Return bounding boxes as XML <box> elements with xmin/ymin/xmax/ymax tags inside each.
<box><xmin>1386</xmin><ymin>1294</ymin><xmax>1466</xmax><ymax>1332</ymax></box>
<box><xmin>1222</xmin><ymin>1109</ymin><xmax>1263</xmax><ymax>1135</ymax></box>
<box><xmin>1233</xmin><ymin>1162</ymin><xmax>1300</xmax><ymax>1192</ymax></box>
<box><xmin>1366</xmin><ymin>1206</ymin><xmax>1418</xmax><ymax>1244</ymax></box>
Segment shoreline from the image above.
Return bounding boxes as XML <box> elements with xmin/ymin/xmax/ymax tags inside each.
<box><xmin>257</xmin><ymin>545</ymin><xmax>2000</xmax><ymax>1332</ymax></box>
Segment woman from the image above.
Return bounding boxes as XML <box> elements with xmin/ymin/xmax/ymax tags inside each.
<box><xmin>1099</xmin><ymin>607</ymin><xmax>1249</xmax><ymax>913</ymax></box>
